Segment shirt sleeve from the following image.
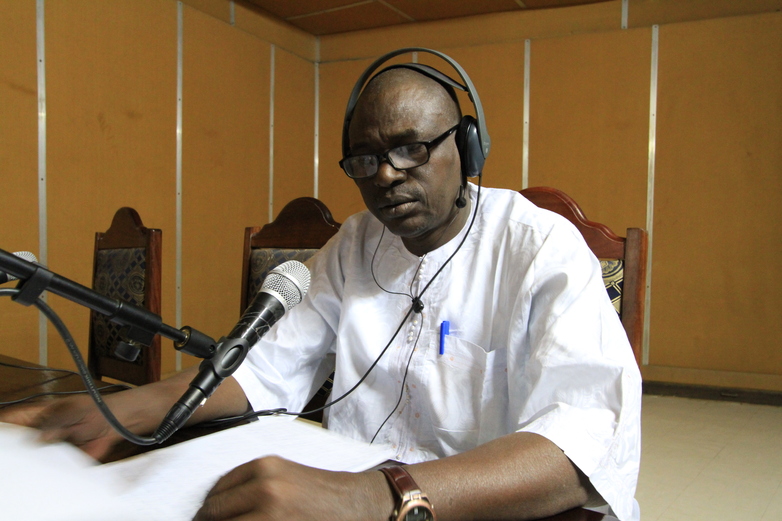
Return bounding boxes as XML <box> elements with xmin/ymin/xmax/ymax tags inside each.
<box><xmin>508</xmin><ymin>220</ymin><xmax>642</xmax><ymax>521</ymax></box>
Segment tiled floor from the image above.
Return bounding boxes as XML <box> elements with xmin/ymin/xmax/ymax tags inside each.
<box><xmin>637</xmin><ymin>395</ymin><xmax>782</xmax><ymax>521</ymax></box>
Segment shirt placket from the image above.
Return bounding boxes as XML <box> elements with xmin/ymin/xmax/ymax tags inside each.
<box><xmin>388</xmin><ymin>255</ymin><xmax>430</xmax><ymax>461</ymax></box>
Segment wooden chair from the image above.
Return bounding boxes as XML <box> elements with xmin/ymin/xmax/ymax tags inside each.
<box><xmin>241</xmin><ymin>197</ymin><xmax>341</xmax><ymax>313</ymax></box>
<box><xmin>242</xmin><ymin>197</ymin><xmax>341</xmax><ymax>422</ymax></box>
<box><xmin>88</xmin><ymin>207</ymin><xmax>162</xmax><ymax>385</ymax></box>
<box><xmin>520</xmin><ymin>187</ymin><xmax>647</xmax><ymax>368</ymax></box>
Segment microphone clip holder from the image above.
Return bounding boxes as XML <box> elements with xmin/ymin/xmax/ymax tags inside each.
<box><xmin>12</xmin><ymin>264</ymin><xmax>54</xmax><ymax>307</ymax></box>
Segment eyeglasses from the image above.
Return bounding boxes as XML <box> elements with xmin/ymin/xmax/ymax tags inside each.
<box><xmin>340</xmin><ymin>125</ymin><xmax>459</xmax><ymax>179</ymax></box>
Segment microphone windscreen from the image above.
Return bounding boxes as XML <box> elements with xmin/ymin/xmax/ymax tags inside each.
<box><xmin>261</xmin><ymin>260</ymin><xmax>311</xmax><ymax>311</ymax></box>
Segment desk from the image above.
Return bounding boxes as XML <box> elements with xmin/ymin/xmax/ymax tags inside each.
<box><xmin>0</xmin><ymin>353</ymin><xmax>119</xmax><ymax>406</ymax></box>
<box><xmin>0</xmin><ymin>354</ymin><xmax>614</xmax><ymax>521</ymax></box>
<box><xmin>0</xmin><ymin>353</ymin><xmax>226</xmax><ymax>461</ymax></box>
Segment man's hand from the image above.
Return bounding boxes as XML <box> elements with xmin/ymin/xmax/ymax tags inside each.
<box><xmin>0</xmin><ymin>394</ymin><xmax>123</xmax><ymax>460</ymax></box>
<box><xmin>193</xmin><ymin>456</ymin><xmax>392</xmax><ymax>521</ymax></box>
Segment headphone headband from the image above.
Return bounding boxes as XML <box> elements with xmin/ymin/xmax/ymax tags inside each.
<box><xmin>341</xmin><ymin>47</ymin><xmax>491</xmax><ymax>161</ymax></box>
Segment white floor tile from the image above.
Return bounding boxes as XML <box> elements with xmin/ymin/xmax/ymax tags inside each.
<box><xmin>637</xmin><ymin>395</ymin><xmax>782</xmax><ymax>521</ymax></box>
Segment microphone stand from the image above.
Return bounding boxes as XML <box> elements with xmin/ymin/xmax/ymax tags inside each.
<box><xmin>0</xmin><ymin>247</ymin><xmax>218</xmax><ymax>444</ymax></box>
<box><xmin>0</xmin><ymin>248</ymin><xmax>215</xmax><ymax>358</ymax></box>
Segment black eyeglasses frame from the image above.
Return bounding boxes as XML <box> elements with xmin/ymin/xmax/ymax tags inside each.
<box><xmin>339</xmin><ymin>124</ymin><xmax>459</xmax><ymax>179</ymax></box>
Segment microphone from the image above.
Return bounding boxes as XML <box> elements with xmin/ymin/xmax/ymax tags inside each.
<box><xmin>155</xmin><ymin>260</ymin><xmax>311</xmax><ymax>442</ymax></box>
<box><xmin>455</xmin><ymin>184</ymin><xmax>467</xmax><ymax>208</ymax></box>
<box><xmin>0</xmin><ymin>252</ymin><xmax>39</xmax><ymax>284</ymax></box>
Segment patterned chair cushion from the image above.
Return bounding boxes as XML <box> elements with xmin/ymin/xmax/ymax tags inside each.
<box><xmin>600</xmin><ymin>259</ymin><xmax>624</xmax><ymax>315</ymax></box>
<box><xmin>92</xmin><ymin>247</ymin><xmax>147</xmax><ymax>365</ymax></box>
<box><xmin>247</xmin><ymin>248</ymin><xmax>319</xmax><ymax>306</ymax></box>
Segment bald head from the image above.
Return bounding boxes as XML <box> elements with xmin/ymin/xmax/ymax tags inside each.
<box><xmin>363</xmin><ymin>67</ymin><xmax>461</xmax><ymax>117</ymax></box>
<box><xmin>348</xmin><ymin>68</ymin><xmax>462</xmax><ymax>153</ymax></box>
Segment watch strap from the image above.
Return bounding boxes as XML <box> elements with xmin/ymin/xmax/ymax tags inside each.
<box><xmin>380</xmin><ymin>465</ymin><xmax>419</xmax><ymax>498</ymax></box>
<box><xmin>380</xmin><ymin>466</ymin><xmax>436</xmax><ymax>521</ymax></box>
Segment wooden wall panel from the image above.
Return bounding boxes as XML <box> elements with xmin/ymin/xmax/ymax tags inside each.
<box><xmin>528</xmin><ymin>28</ymin><xmax>651</xmax><ymax>235</ymax></box>
<box><xmin>44</xmin><ymin>0</ymin><xmax>178</xmax><ymax>371</ymax></box>
<box><xmin>0</xmin><ymin>0</ymin><xmax>39</xmax><ymax>362</ymax></box>
<box><xmin>180</xmin><ymin>6</ymin><xmax>270</xmax><ymax>368</ymax></box>
<box><xmin>318</xmin><ymin>59</ymin><xmax>374</xmax><ymax>223</ymax></box>
<box><xmin>651</xmin><ymin>13</ymin><xmax>782</xmax><ymax>379</ymax></box>
<box><xmin>272</xmin><ymin>48</ymin><xmax>315</xmax><ymax>215</ymax></box>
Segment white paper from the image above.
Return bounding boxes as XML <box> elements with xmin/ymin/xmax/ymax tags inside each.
<box><xmin>0</xmin><ymin>422</ymin><xmax>136</xmax><ymax>521</ymax></box>
<box><xmin>0</xmin><ymin>417</ymin><xmax>394</xmax><ymax>521</ymax></box>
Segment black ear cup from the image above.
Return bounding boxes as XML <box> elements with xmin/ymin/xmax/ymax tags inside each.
<box><xmin>455</xmin><ymin>115</ymin><xmax>484</xmax><ymax>178</ymax></box>
<box><xmin>341</xmin><ymin>48</ymin><xmax>490</xmax><ymax>172</ymax></box>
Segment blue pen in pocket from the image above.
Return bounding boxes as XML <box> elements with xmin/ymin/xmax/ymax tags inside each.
<box><xmin>439</xmin><ymin>320</ymin><xmax>450</xmax><ymax>355</ymax></box>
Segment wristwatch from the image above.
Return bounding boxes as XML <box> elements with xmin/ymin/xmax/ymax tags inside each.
<box><xmin>379</xmin><ymin>465</ymin><xmax>436</xmax><ymax>521</ymax></box>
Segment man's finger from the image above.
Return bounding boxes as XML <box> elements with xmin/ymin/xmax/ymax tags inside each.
<box><xmin>203</xmin><ymin>461</ymin><xmax>257</xmax><ymax>498</ymax></box>
<box><xmin>194</xmin><ymin>482</ymin><xmax>256</xmax><ymax>521</ymax></box>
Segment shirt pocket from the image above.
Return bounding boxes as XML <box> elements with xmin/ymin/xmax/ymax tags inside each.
<box><xmin>425</xmin><ymin>335</ymin><xmax>488</xmax><ymax>454</ymax></box>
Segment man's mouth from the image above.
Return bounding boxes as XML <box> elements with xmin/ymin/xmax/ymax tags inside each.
<box><xmin>378</xmin><ymin>198</ymin><xmax>417</xmax><ymax>217</ymax></box>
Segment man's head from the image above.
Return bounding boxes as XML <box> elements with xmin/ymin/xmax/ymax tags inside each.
<box><xmin>345</xmin><ymin>67</ymin><xmax>470</xmax><ymax>256</ymax></box>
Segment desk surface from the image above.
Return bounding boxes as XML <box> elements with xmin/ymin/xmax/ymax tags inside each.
<box><xmin>0</xmin><ymin>353</ymin><xmax>120</xmax><ymax>406</ymax></box>
<box><xmin>0</xmin><ymin>353</ymin><xmax>613</xmax><ymax>521</ymax></box>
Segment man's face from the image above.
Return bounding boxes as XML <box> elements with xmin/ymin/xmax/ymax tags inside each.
<box><xmin>348</xmin><ymin>78</ymin><xmax>465</xmax><ymax>256</ymax></box>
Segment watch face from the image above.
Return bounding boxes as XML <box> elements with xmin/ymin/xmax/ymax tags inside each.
<box><xmin>404</xmin><ymin>506</ymin><xmax>434</xmax><ymax>521</ymax></box>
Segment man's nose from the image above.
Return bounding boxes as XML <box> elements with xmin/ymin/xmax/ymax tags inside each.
<box><xmin>374</xmin><ymin>160</ymin><xmax>406</xmax><ymax>187</ymax></box>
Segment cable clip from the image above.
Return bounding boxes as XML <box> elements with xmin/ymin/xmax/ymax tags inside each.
<box><xmin>12</xmin><ymin>266</ymin><xmax>54</xmax><ymax>306</ymax></box>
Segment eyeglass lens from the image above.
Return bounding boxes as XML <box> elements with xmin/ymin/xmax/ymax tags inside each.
<box><xmin>343</xmin><ymin>143</ymin><xmax>427</xmax><ymax>178</ymax></box>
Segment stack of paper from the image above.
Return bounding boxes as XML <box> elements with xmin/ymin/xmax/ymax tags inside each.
<box><xmin>0</xmin><ymin>417</ymin><xmax>394</xmax><ymax>521</ymax></box>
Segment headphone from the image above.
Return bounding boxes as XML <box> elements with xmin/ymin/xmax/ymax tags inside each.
<box><xmin>341</xmin><ymin>48</ymin><xmax>491</xmax><ymax>182</ymax></box>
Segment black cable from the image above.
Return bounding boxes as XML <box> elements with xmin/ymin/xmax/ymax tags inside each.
<box><xmin>199</xmin><ymin>304</ymin><xmax>417</xmax><ymax>428</ymax></box>
<box><xmin>370</xmin><ymin>308</ymin><xmax>424</xmax><ymax>443</ymax></box>
<box><xmin>367</xmin><ymin>180</ymin><xmax>483</xmax><ymax>442</ymax></box>
<box><xmin>0</xmin><ymin>359</ymin><xmax>84</xmax><ymax>388</ymax></box>
<box><xmin>370</xmin><ymin>226</ymin><xmax>414</xmax><ymax>299</ymax></box>
<box><xmin>0</xmin><ymin>359</ymin><xmax>80</xmax><ymax>375</ymax></box>
<box><xmin>0</xmin><ymin>288</ymin><xmax>159</xmax><ymax>445</ymax></box>
<box><xmin>415</xmin><ymin>178</ymin><xmax>482</xmax><ymax>303</ymax></box>
<box><xmin>0</xmin><ymin>384</ymin><xmax>131</xmax><ymax>408</ymax></box>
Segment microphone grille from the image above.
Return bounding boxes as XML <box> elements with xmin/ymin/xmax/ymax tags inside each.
<box><xmin>261</xmin><ymin>260</ymin><xmax>311</xmax><ymax>311</ymax></box>
<box><xmin>15</xmin><ymin>251</ymin><xmax>38</xmax><ymax>264</ymax></box>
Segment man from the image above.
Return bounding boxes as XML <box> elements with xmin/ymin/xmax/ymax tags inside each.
<box><xmin>0</xmin><ymin>62</ymin><xmax>641</xmax><ymax>521</ymax></box>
